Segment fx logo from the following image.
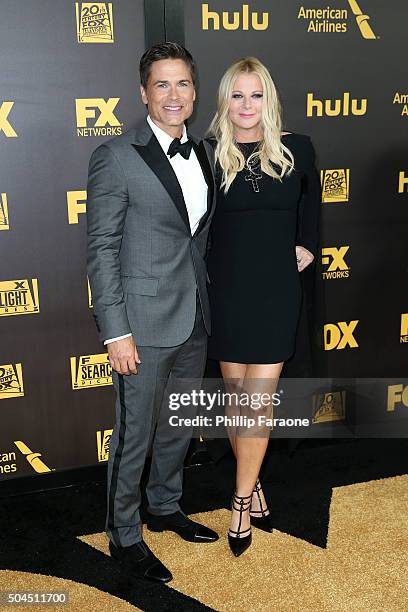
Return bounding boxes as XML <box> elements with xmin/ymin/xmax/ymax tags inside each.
<box><xmin>0</xmin><ymin>102</ymin><xmax>17</xmax><ymax>137</ymax></box>
<box><xmin>387</xmin><ymin>385</ymin><xmax>408</xmax><ymax>411</ymax></box>
<box><xmin>67</xmin><ymin>190</ymin><xmax>87</xmax><ymax>224</ymax></box>
<box><xmin>322</xmin><ymin>247</ymin><xmax>349</xmax><ymax>271</ymax></box>
<box><xmin>322</xmin><ymin>247</ymin><xmax>350</xmax><ymax>279</ymax></box>
<box><xmin>324</xmin><ymin>320</ymin><xmax>359</xmax><ymax>350</ymax></box>
<box><xmin>75</xmin><ymin>98</ymin><xmax>120</xmax><ymax>127</ymax></box>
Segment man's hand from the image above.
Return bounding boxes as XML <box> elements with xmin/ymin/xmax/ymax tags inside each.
<box><xmin>296</xmin><ymin>245</ymin><xmax>314</xmax><ymax>272</ymax></box>
<box><xmin>107</xmin><ymin>336</ymin><xmax>141</xmax><ymax>375</ymax></box>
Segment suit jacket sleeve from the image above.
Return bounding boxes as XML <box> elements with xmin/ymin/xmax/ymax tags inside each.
<box><xmin>296</xmin><ymin>136</ymin><xmax>321</xmax><ymax>258</ymax></box>
<box><xmin>86</xmin><ymin>144</ymin><xmax>131</xmax><ymax>343</ymax></box>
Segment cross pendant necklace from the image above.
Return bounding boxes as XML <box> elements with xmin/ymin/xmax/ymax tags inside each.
<box><xmin>244</xmin><ymin>164</ymin><xmax>262</xmax><ymax>193</ymax></box>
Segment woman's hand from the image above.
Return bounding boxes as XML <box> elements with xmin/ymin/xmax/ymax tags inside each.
<box><xmin>295</xmin><ymin>245</ymin><xmax>314</xmax><ymax>272</ymax></box>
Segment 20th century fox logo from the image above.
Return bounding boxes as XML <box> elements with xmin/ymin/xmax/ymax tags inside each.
<box><xmin>70</xmin><ymin>353</ymin><xmax>112</xmax><ymax>389</ymax></box>
<box><xmin>96</xmin><ymin>429</ymin><xmax>113</xmax><ymax>461</ymax></box>
<box><xmin>76</xmin><ymin>3</ymin><xmax>114</xmax><ymax>43</ymax></box>
<box><xmin>312</xmin><ymin>391</ymin><xmax>346</xmax><ymax>423</ymax></box>
<box><xmin>321</xmin><ymin>169</ymin><xmax>350</xmax><ymax>203</ymax></box>
<box><xmin>0</xmin><ymin>193</ymin><xmax>9</xmax><ymax>230</ymax></box>
<box><xmin>75</xmin><ymin>98</ymin><xmax>123</xmax><ymax>137</ymax></box>
<box><xmin>0</xmin><ymin>279</ymin><xmax>40</xmax><ymax>316</ymax></box>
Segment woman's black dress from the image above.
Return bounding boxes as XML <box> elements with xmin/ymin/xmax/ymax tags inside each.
<box><xmin>207</xmin><ymin>134</ymin><xmax>320</xmax><ymax>364</ymax></box>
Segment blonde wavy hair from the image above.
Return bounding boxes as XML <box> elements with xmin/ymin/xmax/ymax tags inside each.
<box><xmin>208</xmin><ymin>57</ymin><xmax>295</xmax><ymax>192</ymax></box>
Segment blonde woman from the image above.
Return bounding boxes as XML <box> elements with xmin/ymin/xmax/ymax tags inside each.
<box><xmin>206</xmin><ymin>57</ymin><xmax>320</xmax><ymax>556</ymax></box>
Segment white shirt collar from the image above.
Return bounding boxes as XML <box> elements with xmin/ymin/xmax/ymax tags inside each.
<box><xmin>147</xmin><ymin>115</ymin><xmax>188</xmax><ymax>156</ymax></box>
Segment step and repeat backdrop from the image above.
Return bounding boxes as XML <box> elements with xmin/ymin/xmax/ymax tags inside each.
<box><xmin>1</xmin><ymin>1</ymin><xmax>407</xmax><ymax>480</ymax></box>
<box><xmin>0</xmin><ymin>0</ymin><xmax>146</xmax><ymax>480</ymax></box>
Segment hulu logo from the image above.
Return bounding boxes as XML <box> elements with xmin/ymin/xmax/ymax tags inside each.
<box><xmin>202</xmin><ymin>3</ymin><xmax>268</xmax><ymax>31</ymax></box>
<box><xmin>307</xmin><ymin>92</ymin><xmax>367</xmax><ymax>117</ymax></box>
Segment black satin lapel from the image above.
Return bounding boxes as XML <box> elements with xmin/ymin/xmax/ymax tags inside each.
<box><xmin>192</xmin><ymin>141</ymin><xmax>214</xmax><ymax>199</ymax></box>
<box><xmin>192</xmin><ymin>140</ymin><xmax>215</xmax><ymax>235</ymax></box>
<box><xmin>132</xmin><ymin>136</ymin><xmax>190</xmax><ymax>231</ymax></box>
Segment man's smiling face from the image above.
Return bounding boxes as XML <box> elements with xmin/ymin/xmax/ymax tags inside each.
<box><xmin>140</xmin><ymin>58</ymin><xmax>196</xmax><ymax>138</ymax></box>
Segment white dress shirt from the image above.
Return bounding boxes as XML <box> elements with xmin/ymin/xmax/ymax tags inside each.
<box><xmin>104</xmin><ymin>115</ymin><xmax>208</xmax><ymax>345</ymax></box>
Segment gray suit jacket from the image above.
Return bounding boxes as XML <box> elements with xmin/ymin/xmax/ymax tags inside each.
<box><xmin>86</xmin><ymin>120</ymin><xmax>216</xmax><ymax>347</ymax></box>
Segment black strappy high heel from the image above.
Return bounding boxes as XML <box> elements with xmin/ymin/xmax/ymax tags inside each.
<box><xmin>228</xmin><ymin>492</ymin><xmax>252</xmax><ymax>557</ymax></box>
<box><xmin>250</xmin><ymin>479</ymin><xmax>273</xmax><ymax>533</ymax></box>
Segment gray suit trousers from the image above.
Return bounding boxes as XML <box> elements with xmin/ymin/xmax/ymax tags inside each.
<box><xmin>106</xmin><ymin>298</ymin><xmax>207</xmax><ymax>547</ymax></box>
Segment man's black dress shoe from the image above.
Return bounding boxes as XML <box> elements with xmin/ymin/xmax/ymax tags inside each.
<box><xmin>146</xmin><ymin>510</ymin><xmax>219</xmax><ymax>543</ymax></box>
<box><xmin>109</xmin><ymin>540</ymin><xmax>172</xmax><ymax>583</ymax></box>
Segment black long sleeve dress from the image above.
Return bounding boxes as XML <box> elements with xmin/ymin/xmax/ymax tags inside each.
<box><xmin>207</xmin><ymin>134</ymin><xmax>320</xmax><ymax>364</ymax></box>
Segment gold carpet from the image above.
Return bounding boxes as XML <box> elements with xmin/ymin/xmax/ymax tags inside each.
<box><xmin>80</xmin><ymin>474</ymin><xmax>408</xmax><ymax>611</ymax></box>
<box><xmin>0</xmin><ymin>570</ymin><xmax>139</xmax><ymax>611</ymax></box>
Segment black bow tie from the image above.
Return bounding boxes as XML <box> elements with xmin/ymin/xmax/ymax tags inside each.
<box><xmin>167</xmin><ymin>137</ymin><xmax>193</xmax><ymax>160</ymax></box>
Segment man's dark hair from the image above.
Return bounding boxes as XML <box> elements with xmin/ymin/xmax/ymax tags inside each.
<box><xmin>139</xmin><ymin>42</ymin><xmax>196</xmax><ymax>89</ymax></box>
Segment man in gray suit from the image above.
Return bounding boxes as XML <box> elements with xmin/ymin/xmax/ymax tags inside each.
<box><xmin>87</xmin><ymin>43</ymin><xmax>218</xmax><ymax>583</ymax></box>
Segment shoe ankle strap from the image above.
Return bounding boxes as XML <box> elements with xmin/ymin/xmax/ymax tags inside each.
<box><xmin>232</xmin><ymin>492</ymin><xmax>252</xmax><ymax>512</ymax></box>
<box><xmin>253</xmin><ymin>479</ymin><xmax>262</xmax><ymax>493</ymax></box>
<box><xmin>228</xmin><ymin>525</ymin><xmax>251</xmax><ymax>538</ymax></box>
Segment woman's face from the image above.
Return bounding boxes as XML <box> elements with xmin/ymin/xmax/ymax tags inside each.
<box><xmin>228</xmin><ymin>72</ymin><xmax>263</xmax><ymax>135</ymax></box>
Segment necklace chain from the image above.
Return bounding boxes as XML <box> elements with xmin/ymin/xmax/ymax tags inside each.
<box><xmin>244</xmin><ymin>150</ymin><xmax>262</xmax><ymax>193</ymax></box>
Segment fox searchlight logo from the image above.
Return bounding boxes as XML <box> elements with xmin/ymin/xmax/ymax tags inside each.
<box><xmin>70</xmin><ymin>353</ymin><xmax>112</xmax><ymax>389</ymax></box>
<box><xmin>75</xmin><ymin>2</ymin><xmax>114</xmax><ymax>43</ymax></box>
<box><xmin>0</xmin><ymin>279</ymin><xmax>40</xmax><ymax>317</ymax></box>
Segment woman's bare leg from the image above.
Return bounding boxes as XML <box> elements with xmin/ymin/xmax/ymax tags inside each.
<box><xmin>236</xmin><ymin>363</ymin><xmax>283</xmax><ymax>521</ymax></box>
<box><xmin>220</xmin><ymin>361</ymin><xmax>283</xmax><ymax>536</ymax></box>
<box><xmin>219</xmin><ymin>361</ymin><xmax>247</xmax><ymax>457</ymax></box>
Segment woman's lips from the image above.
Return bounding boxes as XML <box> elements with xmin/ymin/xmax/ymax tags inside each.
<box><xmin>239</xmin><ymin>113</ymin><xmax>255</xmax><ymax>118</ymax></box>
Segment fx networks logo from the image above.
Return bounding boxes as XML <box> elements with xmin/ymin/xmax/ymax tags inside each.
<box><xmin>67</xmin><ymin>190</ymin><xmax>86</xmax><ymax>224</ymax></box>
<box><xmin>387</xmin><ymin>384</ymin><xmax>408</xmax><ymax>411</ymax></box>
<box><xmin>400</xmin><ymin>314</ymin><xmax>408</xmax><ymax>343</ymax></box>
<box><xmin>312</xmin><ymin>391</ymin><xmax>346</xmax><ymax>423</ymax></box>
<box><xmin>307</xmin><ymin>92</ymin><xmax>367</xmax><ymax>117</ymax></box>
<box><xmin>96</xmin><ymin>429</ymin><xmax>112</xmax><ymax>462</ymax></box>
<box><xmin>202</xmin><ymin>3</ymin><xmax>268</xmax><ymax>30</ymax></box>
<box><xmin>0</xmin><ymin>193</ymin><xmax>10</xmax><ymax>230</ymax></box>
<box><xmin>14</xmin><ymin>441</ymin><xmax>52</xmax><ymax>473</ymax></box>
<box><xmin>297</xmin><ymin>1</ymin><xmax>378</xmax><ymax>38</ymax></box>
<box><xmin>392</xmin><ymin>92</ymin><xmax>408</xmax><ymax>117</ymax></box>
<box><xmin>70</xmin><ymin>353</ymin><xmax>112</xmax><ymax>389</ymax></box>
<box><xmin>87</xmin><ymin>277</ymin><xmax>93</xmax><ymax>308</ymax></box>
<box><xmin>322</xmin><ymin>246</ymin><xmax>350</xmax><ymax>280</ymax></box>
<box><xmin>0</xmin><ymin>279</ymin><xmax>40</xmax><ymax>317</ymax></box>
<box><xmin>75</xmin><ymin>98</ymin><xmax>122</xmax><ymax>137</ymax></box>
<box><xmin>0</xmin><ymin>364</ymin><xmax>24</xmax><ymax>400</ymax></box>
<box><xmin>321</xmin><ymin>169</ymin><xmax>350</xmax><ymax>203</ymax></box>
<box><xmin>0</xmin><ymin>102</ymin><xmax>17</xmax><ymax>137</ymax></box>
<box><xmin>398</xmin><ymin>171</ymin><xmax>408</xmax><ymax>194</ymax></box>
<box><xmin>76</xmin><ymin>2</ymin><xmax>114</xmax><ymax>43</ymax></box>
<box><xmin>324</xmin><ymin>320</ymin><xmax>359</xmax><ymax>350</ymax></box>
